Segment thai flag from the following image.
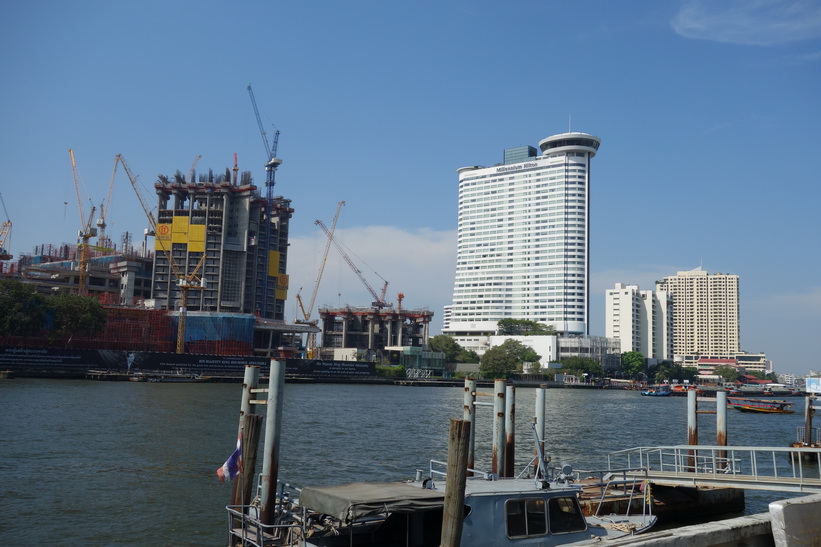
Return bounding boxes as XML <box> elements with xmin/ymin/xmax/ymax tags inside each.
<box><xmin>216</xmin><ymin>434</ymin><xmax>242</xmax><ymax>483</ymax></box>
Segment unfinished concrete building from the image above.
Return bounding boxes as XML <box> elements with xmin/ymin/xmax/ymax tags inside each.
<box><xmin>318</xmin><ymin>306</ymin><xmax>433</xmax><ymax>357</ymax></box>
<box><xmin>151</xmin><ymin>166</ymin><xmax>293</xmax><ymax>321</ymax></box>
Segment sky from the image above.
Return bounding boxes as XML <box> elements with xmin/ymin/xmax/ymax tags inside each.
<box><xmin>1</xmin><ymin>1</ymin><xmax>819</xmax><ymax>375</ymax></box>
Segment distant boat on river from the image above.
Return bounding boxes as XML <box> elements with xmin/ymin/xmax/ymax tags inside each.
<box><xmin>727</xmin><ymin>397</ymin><xmax>795</xmax><ymax>414</ymax></box>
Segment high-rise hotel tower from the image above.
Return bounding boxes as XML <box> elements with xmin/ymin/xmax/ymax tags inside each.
<box><xmin>443</xmin><ymin>132</ymin><xmax>601</xmax><ymax>350</ymax></box>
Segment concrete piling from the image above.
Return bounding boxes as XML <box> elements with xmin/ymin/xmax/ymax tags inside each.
<box><xmin>504</xmin><ymin>385</ymin><xmax>515</xmax><ymax>478</ymax></box>
<box><xmin>463</xmin><ymin>379</ymin><xmax>476</xmax><ymax>472</ymax></box>
<box><xmin>259</xmin><ymin>360</ymin><xmax>285</xmax><ymax>525</ymax></box>
<box><xmin>492</xmin><ymin>379</ymin><xmax>506</xmax><ymax>476</ymax></box>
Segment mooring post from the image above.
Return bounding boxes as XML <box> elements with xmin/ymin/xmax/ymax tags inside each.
<box><xmin>804</xmin><ymin>396</ymin><xmax>815</xmax><ymax>445</ymax></box>
<box><xmin>259</xmin><ymin>360</ymin><xmax>285</xmax><ymax>525</ymax></box>
<box><xmin>504</xmin><ymin>384</ymin><xmax>516</xmax><ymax>478</ymax></box>
<box><xmin>716</xmin><ymin>390</ymin><xmax>728</xmax><ymax>469</ymax></box>
<box><xmin>440</xmin><ymin>418</ymin><xmax>470</xmax><ymax>547</ymax></box>
<box><xmin>463</xmin><ymin>378</ymin><xmax>477</xmax><ymax>473</ymax></box>
<box><xmin>231</xmin><ymin>365</ymin><xmax>260</xmax><ymax>507</ymax></box>
<box><xmin>237</xmin><ymin>365</ymin><xmax>260</xmax><ymax>435</ymax></box>
<box><xmin>687</xmin><ymin>389</ymin><xmax>698</xmax><ymax>472</ymax></box>
<box><xmin>535</xmin><ymin>385</ymin><xmax>546</xmax><ymax>478</ymax></box>
<box><xmin>233</xmin><ymin>413</ymin><xmax>263</xmax><ymax>507</ymax></box>
<box><xmin>492</xmin><ymin>379</ymin><xmax>506</xmax><ymax>476</ymax></box>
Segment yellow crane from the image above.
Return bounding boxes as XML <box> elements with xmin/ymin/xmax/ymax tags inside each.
<box><xmin>0</xmin><ymin>192</ymin><xmax>12</xmax><ymax>262</ymax></box>
<box><xmin>119</xmin><ymin>154</ymin><xmax>205</xmax><ymax>353</ymax></box>
<box><xmin>68</xmin><ymin>149</ymin><xmax>98</xmax><ymax>296</ymax></box>
<box><xmin>296</xmin><ymin>201</ymin><xmax>345</xmax><ymax>357</ymax></box>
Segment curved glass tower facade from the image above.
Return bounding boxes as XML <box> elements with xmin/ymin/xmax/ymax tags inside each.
<box><xmin>443</xmin><ymin>132</ymin><xmax>600</xmax><ymax>348</ymax></box>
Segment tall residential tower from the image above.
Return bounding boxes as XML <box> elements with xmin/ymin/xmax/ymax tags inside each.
<box><xmin>443</xmin><ymin>132</ymin><xmax>600</xmax><ymax>352</ymax></box>
<box><xmin>655</xmin><ymin>268</ymin><xmax>741</xmax><ymax>365</ymax></box>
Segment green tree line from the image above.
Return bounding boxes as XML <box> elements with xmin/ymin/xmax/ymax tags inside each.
<box><xmin>0</xmin><ymin>279</ymin><xmax>106</xmax><ymax>345</ymax></box>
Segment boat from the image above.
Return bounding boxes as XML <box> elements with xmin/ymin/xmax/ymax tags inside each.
<box><xmin>641</xmin><ymin>385</ymin><xmax>671</xmax><ymax>396</ymax></box>
<box><xmin>146</xmin><ymin>372</ymin><xmax>210</xmax><ymax>383</ymax></box>
<box><xmin>727</xmin><ymin>397</ymin><xmax>795</xmax><ymax>414</ymax></box>
<box><xmin>227</xmin><ymin>423</ymin><xmax>657</xmax><ymax>546</ymax></box>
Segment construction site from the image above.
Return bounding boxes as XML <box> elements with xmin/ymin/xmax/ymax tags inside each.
<box><xmin>0</xmin><ymin>88</ymin><xmax>439</xmax><ymax>373</ymax></box>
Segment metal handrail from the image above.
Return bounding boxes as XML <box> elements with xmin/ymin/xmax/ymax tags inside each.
<box><xmin>606</xmin><ymin>445</ymin><xmax>821</xmax><ymax>493</ymax></box>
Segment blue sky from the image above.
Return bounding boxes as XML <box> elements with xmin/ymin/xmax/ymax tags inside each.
<box><xmin>1</xmin><ymin>1</ymin><xmax>819</xmax><ymax>374</ymax></box>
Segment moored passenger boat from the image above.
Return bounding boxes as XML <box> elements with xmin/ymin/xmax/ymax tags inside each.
<box><xmin>727</xmin><ymin>397</ymin><xmax>795</xmax><ymax>414</ymax></box>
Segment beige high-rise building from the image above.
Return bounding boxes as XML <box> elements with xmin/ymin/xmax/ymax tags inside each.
<box><xmin>656</xmin><ymin>268</ymin><xmax>740</xmax><ymax>365</ymax></box>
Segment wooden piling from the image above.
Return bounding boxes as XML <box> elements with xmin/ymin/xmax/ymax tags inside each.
<box><xmin>440</xmin><ymin>418</ymin><xmax>470</xmax><ymax>547</ymax></box>
<box><xmin>232</xmin><ymin>413</ymin><xmax>263</xmax><ymax>506</ymax></box>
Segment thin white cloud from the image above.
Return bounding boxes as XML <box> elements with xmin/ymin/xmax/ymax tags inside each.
<box><xmin>672</xmin><ymin>0</ymin><xmax>821</xmax><ymax>46</ymax></box>
<box><xmin>286</xmin><ymin>226</ymin><xmax>457</xmax><ymax>332</ymax></box>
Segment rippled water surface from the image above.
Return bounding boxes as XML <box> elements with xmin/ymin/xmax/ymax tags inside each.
<box><xmin>0</xmin><ymin>380</ymin><xmax>810</xmax><ymax>545</ymax></box>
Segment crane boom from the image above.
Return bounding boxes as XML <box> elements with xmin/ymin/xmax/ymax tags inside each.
<box><xmin>0</xmin><ymin>192</ymin><xmax>11</xmax><ymax>261</ymax></box>
<box><xmin>307</xmin><ymin>201</ymin><xmax>345</xmax><ymax>317</ymax></box>
<box><xmin>97</xmin><ymin>154</ymin><xmax>120</xmax><ymax>248</ymax></box>
<box><xmin>315</xmin><ymin>218</ymin><xmax>389</xmax><ymax>308</ymax></box>
<box><xmin>68</xmin><ymin>149</ymin><xmax>97</xmax><ymax>296</ymax></box>
<box><xmin>121</xmin><ymin>154</ymin><xmax>204</xmax><ymax>353</ymax></box>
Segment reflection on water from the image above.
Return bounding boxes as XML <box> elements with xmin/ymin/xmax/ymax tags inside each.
<box><xmin>0</xmin><ymin>380</ymin><xmax>810</xmax><ymax>545</ymax></box>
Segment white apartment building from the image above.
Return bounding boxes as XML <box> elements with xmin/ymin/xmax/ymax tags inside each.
<box><xmin>605</xmin><ymin>283</ymin><xmax>672</xmax><ymax>360</ymax></box>
<box><xmin>656</xmin><ymin>268</ymin><xmax>742</xmax><ymax>367</ymax></box>
<box><xmin>443</xmin><ymin>133</ymin><xmax>600</xmax><ymax>353</ymax></box>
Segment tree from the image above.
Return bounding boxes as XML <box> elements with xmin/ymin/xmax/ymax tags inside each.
<box><xmin>49</xmin><ymin>293</ymin><xmax>106</xmax><ymax>345</ymax></box>
<box><xmin>0</xmin><ymin>279</ymin><xmax>47</xmax><ymax>341</ymax></box>
<box><xmin>479</xmin><ymin>345</ymin><xmax>519</xmax><ymax>376</ymax></box>
<box><xmin>621</xmin><ymin>351</ymin><xmax>646</xmax><ymax>379</ymax></box>
<box><xmin>428</xmin><ymin>335</ymin><xmax>464</xmax><ymax>363</ymax></box>
<box><xmin>479</xmin><ymin>339</ymin><xmax>541</xmax><ymax>376</ymax></box>
<box><xmin>496</xmin><ymin>318</ymin><xmax>557</xmax><ymax>336</ymax></box>
<box><xmin>714</xmin><ymin>365</ymin><xmax>739</xmax><ymax>383</ymax></box>
<box><xmin>559</xmin><ymin>356</ymin><xmax>604</xmax><ymax>379</ymax></box>
<box><xmin>428</xmin><ymin>335</ymin><xmax>480</xmax><ymax>363</ymax></box>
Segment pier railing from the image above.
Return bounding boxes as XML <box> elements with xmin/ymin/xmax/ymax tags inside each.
<box><xmin>607</xmin><ymin>445</ymin><xmax>821</xmax><ymax>493</ymax></box>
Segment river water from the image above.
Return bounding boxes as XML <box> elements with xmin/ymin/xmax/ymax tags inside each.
<box><xmin>0</xmin><ymin>379</ymin><xmax>811</xmax><ymax>545</ymax></box>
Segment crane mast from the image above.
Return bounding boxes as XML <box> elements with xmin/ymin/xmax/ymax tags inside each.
<box><xmin>247</xmin><ymin>83</ymin><xmax>283</xmax><ymax>317</ymax></box>
<box><xmin>120</xmin><ymin>154</ymin><xmax>204</xmax><ymax>353</ymax></box>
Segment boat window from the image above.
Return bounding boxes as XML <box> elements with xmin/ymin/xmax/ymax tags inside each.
<box><xmin>548</xmin><ymin>496</ymin><xmax>587</xmax><ymax>534</ymax></box>
<box><xmin>505</xmin><ymin>498</ymin><xmax>547</xmax><ymax>538</ymax></box>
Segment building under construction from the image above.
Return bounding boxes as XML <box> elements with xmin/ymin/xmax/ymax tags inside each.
<box><xmin>150</xmin><ymin>165</ymin><xmax>292</xmax><ymax>322</ymax></box>
<box><xmin>318</xmin><ymin>305</ymin><xmax>433</xmax><ymax>359</ymax></box>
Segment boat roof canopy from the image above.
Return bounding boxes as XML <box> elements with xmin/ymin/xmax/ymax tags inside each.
<box><xmin>299</xmin><ymin>482</ymin><xmax>445</xmax><ymax>521</ymax></box>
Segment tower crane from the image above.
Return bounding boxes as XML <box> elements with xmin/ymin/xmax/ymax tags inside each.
<box><xmin>69</xmin><ymin>149</ymin><xmax>98</xmax><ymax>296</ymax></box>
<box><xmin>247</xmin><ymin>83</ymin><xmax>282</xmax><ymax>317</ymax></box>
<box><xmin>296</xmin><ymin>201</ymin><xmax>345</xmax><ymax>356</ymax></box>
<box><xmin>119</xmin><ymin>154</ymin><xmax>205</xmax><ymax>354</ymax></box>
<box><xmin>187</xmin><ymin>155</ymin><xmax>202</xmax><ymax>183</ymax></box>
<box><xmin>315</xmin><ymin>218</ymin><xmax>390</xmax><ymax>308</ymax></box>
<box><xmin>96</xmin><ymin>154</ymin><xmax>120</xmax><ymax>250</ymax></box>
<box><xmin>0</xmin><ymin>192</ymin><xmax>12</xmax><ymax>262</ymax></box>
